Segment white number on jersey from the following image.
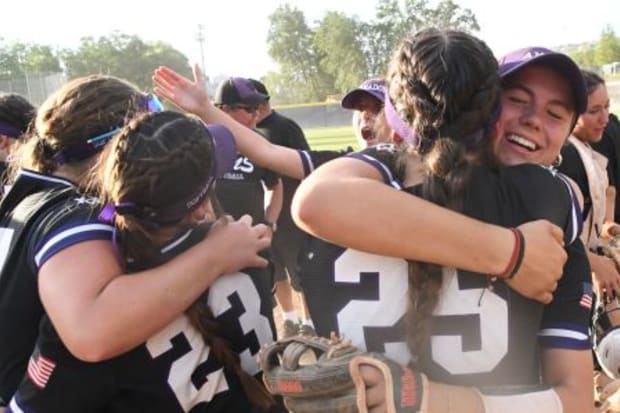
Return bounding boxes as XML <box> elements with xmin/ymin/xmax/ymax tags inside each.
<box><xmin>431</xmin><ymin>268</ymin><xmax>509</xmax><ymax>374</ymax></box>
<box><xmin>208</xmin><ymin>272</ymin><xmax>273</xmax><ymax>375</ymax></box>
<box><xmin>146</xmin><ymin>317</ymin><xmax>229</xmax><ymax>412</ymax></box>
<box><xmin>233</xmin><ymin>157</ymin><xmax>255</xmax><ymax>174</ymax></box>
<box><xmin>334</xmin><ymin>249</ymin><xmax>411</xmax><ymax>365</ymax></box>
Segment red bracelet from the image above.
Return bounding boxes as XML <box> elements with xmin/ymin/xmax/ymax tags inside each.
<box><xmin>496</xmin><ymin>228</ymin><xmax>525</xmax><ymax>279</ymax></box>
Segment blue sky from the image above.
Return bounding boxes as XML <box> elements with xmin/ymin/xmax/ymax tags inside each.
<box><xmin>3</xmin><ymin>0</ymin><xmax>618</xmax><ymax>79</ymax></box>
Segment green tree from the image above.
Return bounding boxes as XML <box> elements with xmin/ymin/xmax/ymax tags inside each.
<box><xmin>0</xmin><ymin>40</ymin><xmax>61</xmax><ymax>79</ymax></box>
<box><xmin>360</xmin><ymin>0</ymin><xmax>479</xmax><ymax>77</ymax></box>
<box><xmin>359</xmin><ymin>0</ymin><xmax>419</xmax><ymax>78</ymax></box>
<box><xmin>420</xmin><ymin>0</ymin><xmax>479</xmax><ymax>32</ymax></box>
<box><xmin>595</xmin><ymin>25</ymin><xmax>620</xmax><ymax>66</ymax></box>
<box><xmin>267</xmin><ymin>4</ymin><xmax>334</xmax><ymax>101</ymax></box>
<box><xmin>314</xmin><ymin>11</ymin><xmax>367</xmax><ymax>92</ymax></box>
<box><xmin>61</xmin><ymin>32</ymin><xmax>190</xmax><ymax>91</ymax></box>
<box><xmin>571</xmin><ymin>45</ymin><xmax>597</xmax><ymax>68</ymax></box>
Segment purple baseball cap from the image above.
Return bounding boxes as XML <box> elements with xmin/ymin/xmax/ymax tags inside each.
<box><xmin>498</xmin><ymin>47</ymin><xmax>587</xmax><ymax>114</ymax></box>
<box><xmin>341</xmin><ymin>79</ymin><xmax>386</xmax><ymax>109</ymax></box>
<box><xmin>214</xmin><ymin>77</ymin><xmax>269</xmax><ymax>106</ymax></box>
<box><xmin>204</xmin><ymin>123</ymin><xmax>237</xmax><ymax>178</ymax></box>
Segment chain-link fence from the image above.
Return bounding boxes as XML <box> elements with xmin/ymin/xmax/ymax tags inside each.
<box><xmin>0</xmin><ymin>72</ymin><xmax>66</xmax><ymax>106</ymax></box>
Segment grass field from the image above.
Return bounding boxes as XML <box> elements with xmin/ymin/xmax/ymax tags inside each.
<box><xmin>303</xmin><ymin>126</ymin><xmax>358</xmax><ymax>151</ymax></box>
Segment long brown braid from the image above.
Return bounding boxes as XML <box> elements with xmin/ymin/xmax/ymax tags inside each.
<box><xmin>386</xmin><ymin>28</ymin><xmax>501</xmax><ymax>363</ymax></box>
<box><xmin>9</xmin><ymin>75</ymin><xmax>145</xmax><ymax>181</ymax></box>
<box><xmin>94</xmin><ymin>110</ymin><xmax>273</xmax><ymax>409</ymax></box>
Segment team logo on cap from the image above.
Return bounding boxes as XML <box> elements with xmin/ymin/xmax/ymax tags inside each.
<box><xmin>524</xmin><ymin>48</ymin><xmax>549</xmax><ymax>59</ymax></box>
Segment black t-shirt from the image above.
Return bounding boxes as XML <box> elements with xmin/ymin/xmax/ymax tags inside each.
<box><xmin>215</xmin><ymin>153</ymin><xmax>279</xmax><ymax>224</ymax></box>
<box><xmin>257</xmin><ymin>111</ymin><xmax>309</xmax><ymax>247</ymax></box>
<box><xmin>300</xmin><ymin>145</ymin><xmax>591</xmax><ymax>387</ymax></box>
<box><xmin>592</xmin><ymin>113</ymin><xmax>620</xmax><ymax>222</ymax></box>
<box><xmin>559</xmin><ymin>142</ymin><xmax>591</xmax><ymax>221</ymax></box>
<box><xmin>11</xmin><ymin>221</ymin><xmax>277</xmax><ymax>413</ymax></box>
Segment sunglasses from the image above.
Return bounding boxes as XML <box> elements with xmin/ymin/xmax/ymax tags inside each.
<box><xmin>230</xmin><ymin>104</ymin><xmax>258</xmax><ymax>113</ymax></box>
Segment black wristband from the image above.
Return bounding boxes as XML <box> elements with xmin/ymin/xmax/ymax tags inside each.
<box><xmin>507</xmin><ymin>229</ymin><xmax>525</xmax><ymax>279</ymax></box>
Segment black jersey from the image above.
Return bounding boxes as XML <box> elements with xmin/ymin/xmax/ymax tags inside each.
<box><xmin>297</xmin><ymin>147</ymin><xmax>410</xmax><ymax>364</ymax></box>
<box><xmin>592</xmin><ymin>114</ymin><xmax>620</xmax><ymax>222</ymax></box>
<box><xmin>257</xmin><ymin>112</ymin><xmax>310</xmax><ymax>281</ymax></box>
<box><xmin>559</xmin><ymin>142</ymin><xmax>591</xmax><ymax>220</ymax></box>
<box><xmin>9</xmin><ymin>218</ymin><xmax>277</xmax><ymax>413</ymax></box>
<box><xmin>0</xmin><ymin>170</ymin><xmax>98</xmax><ymax>404</ymax></box>
<box><xmin>297</xmin><ymin>147</ymin><xmax>354</xmax><ymax>178</ymax></box>
<box><xmin>300</xmin><ymin>145</ymin><xmax>591</xmax><ymax>387</ymax></box>
<box><xmin>215</xmin><ymin>153</ymin><xmax>279</xmax><ymax>224</ymax></box>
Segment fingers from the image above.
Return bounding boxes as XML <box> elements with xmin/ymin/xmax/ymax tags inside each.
<box><xmin>548</xmin><ymin>223</ymin><xmax>565</xmax><ymax>245</ymax></box>
<box><xmin>249</xmin><ymin>255</ymin><xmax>269</xmax><ymax>268</ymax></box>
<box><xmin>365</xmin><ymin>383</ymin><xmax>387</xmax><ymax>410</ymax></box>
<box><xmin>154</xmin><ymin>66</ymin><xmax>181</xmax><ymax>85</ymax></box>
<box><xmin>238</xmin><ymin>214</ymin><xmax>253</xmax><ymax>226</ymax></box>
<box><xmin>192</xmin><ymin>63</ymin><xmax>205</xmax><ymax>83</ymax></box>
<box><xmin>358</xmin><ymin>365</ymin><xmax>382</xmax><ymax>386</ymax></box>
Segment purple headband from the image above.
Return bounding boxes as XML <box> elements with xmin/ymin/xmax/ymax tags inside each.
<box><xmin>0</xmin><ymin>121</ymin><xmax>23</xmax><ymax>139</ymax></box>
<box><xmin>98</xmin><ymin>122</ymin><xmax>237</xmax><ymax>226</ymax></box>
<box><xmin>98</xmin><ymin>176</ymin><xmax>215</xmax><ymax>226</ymax></box>
<box><xmin>383</xmin><ymin>89</ymin><xmax>421</xmax><ymax>148</ymax></box>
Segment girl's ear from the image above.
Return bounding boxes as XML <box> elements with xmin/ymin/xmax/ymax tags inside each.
<box><xmin>190</xmin><ymin>198</ymin><xmax>216</xmax><ymax>224</ymax></box>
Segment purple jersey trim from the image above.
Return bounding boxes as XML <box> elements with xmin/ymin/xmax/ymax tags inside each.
<box><xmin>538</xmin><ymin>322</ymin><xmax>590</xmax><ymax>350</ymax></box>
<box><xmin>346</xmin><ymin>153</ymin><xmax>403</xmax><ymax>189</ymax></box>
<box><xmin>34</xmin><ymin>223</ymin><xmax>114</xmax><ymax>268</ymax></box>
<box><xmin>298</xmin><ymin>150</ymin><xmax>313</xmax><ymax>178</ymax></box>
<box><xmin>8</xmin><ymin>394</ymin><xmax>23</xmax><ymax>413</ymax></box>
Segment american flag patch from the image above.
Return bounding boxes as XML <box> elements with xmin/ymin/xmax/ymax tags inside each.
<box><xmin>580</xmin><ymin>282</ymin><xmax>593</xmax><ymax>310</ymax></box>
<box><xmin>27</xmin><ymin>354</ymin><xmax>56</xmax><ymax>388</ymax></box>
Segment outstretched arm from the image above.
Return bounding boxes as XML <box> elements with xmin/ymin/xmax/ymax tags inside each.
<box><xmin>153</xmin><ymin>65</ymin><xmax>305</xmax><ymax>179</ymax></box>
<box><xmin>292</xmin><ymin>156</ymin><xmax>568</xmax><ymax>304</ymax></box>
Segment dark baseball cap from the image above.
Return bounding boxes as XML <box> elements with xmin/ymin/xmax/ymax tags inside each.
<box><xmin>498</xmin><ymin>47</ymin><xmax>587</xmax><ymax>114</ymax></box>
<box><xmin>214</xmin><ymin>77</ymin><xmax>269</xmax><ymax>106</ymax></box>
<box><xmin>341</xmin><ymin>79</ymin><xmax>386</xmax><ymax>109</ymax></box>
<box><xmin>248</xmin><ymin>78</ymin><xmax>270</xmax><ymax>100</ymax></box>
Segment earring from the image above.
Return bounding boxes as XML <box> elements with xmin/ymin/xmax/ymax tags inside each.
<box><xmin>552</xmin><ymin>154</ymin><xmax>563</xmax><ymax>168</ymax></box>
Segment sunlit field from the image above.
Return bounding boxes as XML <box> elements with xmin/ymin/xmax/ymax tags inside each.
<box><xmin>303</xmin><ymin>126</ymin><xmax>357</xmax><ymax>151</ymax></box>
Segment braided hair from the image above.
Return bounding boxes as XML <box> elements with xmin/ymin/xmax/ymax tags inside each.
<box><xmin>94</xmin><ymin>110</ymin><xmax>273</xmax><ymax>410</ymax></box>
<box><xmin>386</xmin><ymin>28</ymin><xmax>501</xmax><ymax>362</ymax></box>
<box><xmin>11</xmin><ymin>75</ymin><xmax>145</xmax><ymax>179</ymax></box>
